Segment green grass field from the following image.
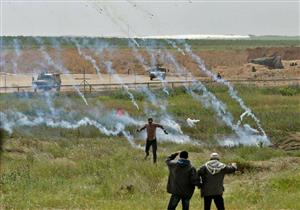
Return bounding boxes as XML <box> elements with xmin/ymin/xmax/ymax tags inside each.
<box><xmin>2</xmin><ymin>36</ymin><xmax>300</xmax><ymax>50</ymax></box>
<box><xmin>1</xmin><ymin>85</ymin><xmax>300</xmax><ymax>209</ymax></box>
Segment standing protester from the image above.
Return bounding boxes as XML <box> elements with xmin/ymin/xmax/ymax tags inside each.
<box><xmin>166</xmin><ymin>151</ymin><xmax>201</xmax><ymax>210</ymax></box>
<box><xmin>137</xmin><ymin>118</ymin><xmax>168</xmax><ymax>163</ymax></box>
<box><xmin>198</xmin><ymin>153</ymin><xmax>237</xmax><ymax>210</ymax></box>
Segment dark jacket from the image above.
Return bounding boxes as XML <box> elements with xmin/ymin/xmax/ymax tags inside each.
<box><xmin>166</xmin><ymin>153</ymin><xmax>201</xmax><ymax>198</ymax></box>
<box><xmin>198</xmin><ymin>160</ymin><xmax>236</xmax><ymax>197</ymax></box>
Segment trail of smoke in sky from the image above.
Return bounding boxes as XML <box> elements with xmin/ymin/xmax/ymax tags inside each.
<box><xmin>166</xmin><ymin>39</ymin><xmax>185</xmax><ymax>56</ymax></box>
<box><xmin>50</xmin><ymin>37</ymin><xmax>145</xmax><ymax>147</ymax></box>
<box><xmin>164</xmin><ymin>39</ymin><xmax>268</xmax><ymax>141</ymax></box>
<box><xmin>126</xmin><ymin>0</ymin><xmax>154</xmax><ymax>19</ymax></box>
<box><xmin>128</xmin><ymin>39</ymin><xmax>168</xmax><ymax>108</ymax></box>
<box><xmin>162</xmin><ymin>48</ymin><xmax>270</xmax><ymax>145</ymax></box>
<box><xmin>70</xmin><ymin>37</ymin><xmax>101</xmax><ymax>75</ymax></box>
<box><xmin>180</xmin><ymin>41</ymin><xmax>267</xmax><ymax>139</ymax></box>
<box><xmin>51</xmin><ymin>37</ymin><xmax>64</xmax><ymax>64</ymax></box>
<box><xmin>103</xmin><ymin>60</ymin><xmax>139</xmax><ymax>110</ymax></box>
<box><xmin>34</xmin><ymin>37</ymin><xmax>89</xmax><ymax>106</ymax></box>
<box><xmin>141</xmin><ymin>39</ymin><xmax>169</xmax><ymax>95</ymax></box>
<box><xmin>91</xmin><ymin>2</ymin><xmax>140</xmax><ymax>47</ymax></box>
<box><xmin>89</xmin><ymin>40</ymin><xmax>191</xmax><ymax>144</ymax></box>
<box><xmin>89</xmin><ymin>2</ymin><xmax>184</xmax><ymax>137</ymax></box>
<box><xmin>0</xmin><ymin>39</ymin><xmax>6</xmax><ymax>73</ymax></box>
<box><xmin>90</xmin><ymin>38</ymin><xmax>188</xmax><ymax>142</ymax></box>
<box><xmin>12</xmin><ymin>38</ymin><xmax>21</xmax><ymax>74</ymax></box>
<box><xmin>128</xmin><ymin>39</ymin><xmax>169</xmax><ymax>96</ymax></box>
<box><xmin>127</xmin><ymin>39</ymin><xmax>187</xmax><ymax>138</ymax></box>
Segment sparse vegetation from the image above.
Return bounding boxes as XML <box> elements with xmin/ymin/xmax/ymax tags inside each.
<box><xmin>2</xmin><ymin>36</ymin><xmax>300</xmax><ymax>50</ymax></box>
<box><xmin>1</xmin><ymin>138</ymin><xmax>299</xmax><ymax>209</ymax></box>
<box><xmin>279</xmin><ymin>86</ymin><xmax>300</xmax><ymax>96</ymax></box>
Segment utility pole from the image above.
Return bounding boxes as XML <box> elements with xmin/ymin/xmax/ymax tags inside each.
<box><xmin>80</xmin><ymin>68</ymin><xmax>89</xmax><ymax>96</ymax></box>
<box><xmin>134</xmin><ymin>68</ymin><xmax>137</xmax><ymax>88</ymax></box>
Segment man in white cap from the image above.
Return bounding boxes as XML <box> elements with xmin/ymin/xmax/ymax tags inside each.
<box><xmin>197</xmin><ymin>153</ymin><xmax>237</xmax><ymax>210</ymax></box>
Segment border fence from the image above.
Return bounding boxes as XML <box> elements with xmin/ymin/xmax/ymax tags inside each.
<box><xmin>0</xmin><ymin>78</ymin><xmax>299</xmax><ymax>93</ymax></box>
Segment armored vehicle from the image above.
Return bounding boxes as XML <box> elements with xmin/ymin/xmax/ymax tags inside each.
<box><xmin>32</xmin><ymin>73</ymin><xmax>61</xmax><ymax>92</ymax></box>
<box><xmin>149</xmin><ymin>65</ymin><xmax>167</xmax><ymax>81</ymax></box>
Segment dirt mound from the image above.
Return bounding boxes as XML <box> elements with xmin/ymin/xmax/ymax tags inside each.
<box><xmin>250</xmin><ymin>56</ymin><xmax>284</xmax><ymax>69</ymax></box>
<box><xmin>275</xmin><ymin>132</ymin><xmax>300</xmax><ymax>151</ymax></box>
<box><xmin>246</xmin><ymin>47</ymin><xmax>300</xmax><ymax>61</ymax></box>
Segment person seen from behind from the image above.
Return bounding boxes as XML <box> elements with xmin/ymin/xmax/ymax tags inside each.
<box><xmin>198</xmin><ymin>153</ymin><xmax>237</xmax><ymax>210</ymax></box>
<box><xmin>166</xmin><ymin>151</ymin><xmax>201</xmax><ymax>210</ymax></box>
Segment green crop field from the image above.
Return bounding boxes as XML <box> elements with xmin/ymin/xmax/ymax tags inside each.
<box><xmin>1</xmin><ymin>85</ymin><xmax>300</xmax><ymax>209</ymax></box>
<box><xmin>1</xmin><ymin>36</ymin><xmax>300</xmax><ymax>50</ymax></box>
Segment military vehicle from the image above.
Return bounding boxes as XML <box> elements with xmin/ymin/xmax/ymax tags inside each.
<box><xmin>149</xmin><ymin>64</ymin><xmax>167</xmax><ymax>80</ymax></box>
<box><xmin>32</xmin><ymin>73</ymin><xmax>61</xmax><ymax>92</ymax></box>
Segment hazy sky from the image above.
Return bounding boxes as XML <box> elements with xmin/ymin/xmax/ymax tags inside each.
<box><xmin>1</xmin><ymin>0</ymin><xmax>300</xmax><ymax>37</ymax></box>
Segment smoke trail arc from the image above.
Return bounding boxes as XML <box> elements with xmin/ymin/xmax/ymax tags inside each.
<box><xmin>34</xmin><ymin>37</ymin><xmax>89</xmax><ymax>106</ymax></box>
<box><xmin>162</xmin><ymin>48</ymin><xmax>269</xmax><ymax>146</ymax></box>
<box><xmin>103</xmin><ymin>60</ymin><xmax>140</xmax><ymax>110</ymax></box>
<box><xmin>181</xmin><ymin>41</ymin><xmax>268</xmax><ymax>139</ymax></box>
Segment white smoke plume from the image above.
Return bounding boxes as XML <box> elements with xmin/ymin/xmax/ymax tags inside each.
<box><xmin>162</xmin><ymin>47</ymin><xmax>270</xmax><ymax>146</ymax></box>
<box><xmin>103</xmin><ymin>61</ymin><xmax>140</xmax><ymax>110</ymax></box>
<box><xmin>34</xmin><ymin>37</ymin><xmax>89</xmax><ymax>106</ymax></box>
<box><xmin>127</xmin><ymin>39</ymin><xmax>191</xmax><ymax>141</ymax></box>
<box><xmin>69</xmin><ymin>37</ymin><xmax>102</xmax><ymax>75</ymax></box>
<box><xmin>91</xmin><ymin>2</ymin><xmax>140</xmax><ymax>47</ymax></box>
<box><xmin>0</xmin><ymin>39</ymin><xmax>6</xmax><ymax>72</ymax></box>
<box><xmin>12</xmin><ymin>38</ymin><xmax>21</xmax><ymax>74</ymax></box>
<box><xmin>180</xmin><ymin>41</ymin><xmax>268</xmax><ymax>141</ymax></box>
<box><xmin>128</xmin><ymin>39</ymin><xmax>170</xmax><ymax>95</ymax></box>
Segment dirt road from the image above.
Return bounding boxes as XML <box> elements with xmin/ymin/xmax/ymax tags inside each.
<box><xmin>0</xmin><ymin>73</ymin><xmax>201</xmax><ymax>93</ymax></box>
<box><xmin>1</xmin><ymin>72</ymin><xmax>299</xmax><ymax>94</ymax></box>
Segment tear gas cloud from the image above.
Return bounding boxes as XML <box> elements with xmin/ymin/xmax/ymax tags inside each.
<box><xmin>0</xmin><ymin>36</ymin><xmax>270</xmax><ymax>148</ymax></box>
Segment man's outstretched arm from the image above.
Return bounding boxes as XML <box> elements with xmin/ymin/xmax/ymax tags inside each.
<box><xmin>137</xmin><ymin>125</ymin><xmax>147</xmax><ymax>132</ymax></box>
<box><xmin>224</xmin><ymin>163</ymin><xmax>237</xmax><ymax>174</ymax></box>
<box><xmin>156</xmin><ymin>124</ymin><xmax>168</xmax><ymax>134</ymax></box>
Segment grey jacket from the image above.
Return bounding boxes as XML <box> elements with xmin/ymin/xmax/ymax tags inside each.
<box><xmin>166</xmin><ymin>153</ymin><xmax>201</xmax><ymax>198</ymax></box>
<box><xmin>198</xmin><ymin>160</ymin><xmax>236</xmax><ymax>197</ymax></box>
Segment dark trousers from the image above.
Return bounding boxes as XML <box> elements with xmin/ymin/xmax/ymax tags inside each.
<box><xmin>145</xmin><ymin>139</ymin><xmax>157</xmax><ymax>163</ymax></box>
<box><xmin>167</xmin><ymin>194</ymin><xmax>190</xmax><ymax>210</ymax></box>
<box><xmin>204</xmin><ymin>195</ymin><xmax>225</xmax><ymax>210</ymax></box>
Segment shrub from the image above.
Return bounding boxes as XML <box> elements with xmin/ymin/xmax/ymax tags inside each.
<box><xmin>279</xmin><ymin>87</ymin><xmax>300</xmax><ymax>96</ymax></box>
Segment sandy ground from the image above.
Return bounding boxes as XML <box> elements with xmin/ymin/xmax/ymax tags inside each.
<box><xmin>215</xmin><ymin>60</ymin><xmax>300</xmax><ymax>80</ymax></box>
<box><xmin>0</xmin><ymin>71</ymin><xmax>299</xmax><ymax>93</ymax></box>
<box><xmin>0</xmin><ymin>73</ymin><xmax>195</xmax><ymax>87</ymax></box>
<box><xmin>0</xmin><ymin>73</ymin><xmax>203</xmax><ymax>93</ymax></box>
<box><xmin>1</xmin><ymin>46</ymin><xmax>300</xmax><ymax>92</ymax></box>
